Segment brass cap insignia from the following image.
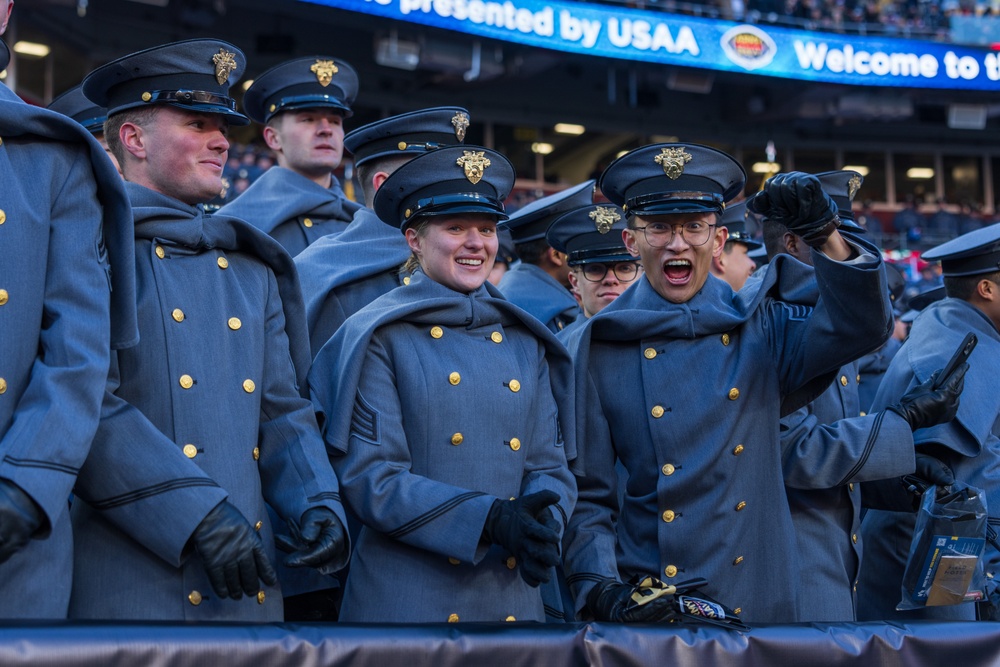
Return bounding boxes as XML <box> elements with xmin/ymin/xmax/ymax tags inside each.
<box><xmin>589</xmin><ymin>206</ymin><xmax>621</xmax><ymax>234</ymax></box>
<box><xmin>212</xmin><ymin>49</ymin><xmax>238</xmax><ymax>85</ymax></box>
<box><xmin>654</xmin><ymin>147</ymin><xmax>692</xmax><ymax>180</ymax></box>
<box><xmin>456</xmin><ymin>150</ymin><xmax>490</xmax><ymax>184</ymax></box>
<box><xmin>848</xmin><ymin>174</ymin><xmax>862</xmax><ymax>200</ymax></box>
<box><xmin>451</xmin><ymin>112</ymin><xmax>470</xmax><ymax>141</ymax></box>
<box><xmin>310</xmin><ymin>59</ymin><xmax>339</xmax><ymax>87</ymax></box>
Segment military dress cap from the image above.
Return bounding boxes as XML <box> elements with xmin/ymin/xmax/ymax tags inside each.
<box><xmin>720</xmin><ymin>201</ymin><xmax>763</xmax><ymax>250</ymax></box>
<box><xmin>82</xmin><ymin>38</ymin><xmax>248</xmax><ymax>124</ymax></box>
<box><xmin>243</xmin><ymin>56</ymin><xmax>358</xmax><ymax>124</ymax></box>
<box><xmin>504</xmin><ymin>180</ymin><xmax>595</xmax><ymax>244</ymax></box>
<box><xmin>546</xmin><ymin>204</ymin><xmax>632</xmax><ymax>266</ymax></box>
<box><xmin>923</xmin><ymin>221</ymin><xmax>1000</xmax><ymax>276</ymax></box>
<box><xmin>373</xmin><ymin>145</ymin><xmax>515</xmax><ymax>229</ymax></box>
<box><xmin>815</xmin><ymin>170</ymin><xmax>865</xmax><ymax>232</ymax></box>
<box><xmin>47</xmin><ymin>85</ymin><xmax>108</xmax><ymax>135</ymax></box>
<box><xmin>344</xmin><ymin>107</ymin><xmax>471</xmax><ymax>168</ymax></box>
<box><xmin>599</xmin><ymin>143</ymin><xmax>745</xmax><ymax>217</ymax></box>
<box><xmin>909</xmin><ymin>285</ymin><xmax>946</xmax><ymax>311</ymax></box>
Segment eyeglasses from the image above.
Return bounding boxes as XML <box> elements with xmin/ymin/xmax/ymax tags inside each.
<box><xmin>580</xmin><ymin>262</ymin><xmax>642</xmax><ymax>283</ymax></box>
<box><xmin>632</xmin><ymin>220</ymin><xmax>716</xmax><ymax>248</ymax></box>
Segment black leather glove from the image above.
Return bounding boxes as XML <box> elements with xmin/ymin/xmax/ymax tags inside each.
<box><xmin>192</xmin><ymin>501</ymin><xmax>277</xmax><ymax>599</ymax></box>
<box><xmin>0</xmin><ymin>480</ymin><xmax>43</xmax><ymax>564</ymax></box>
<box><xmin>912</xmin><ymin>453</ymin><xmax>955</xmax><ymax>488</ymax></box>
<box><xmin>587</xmin><ymin>576</ymin><xmax>681</xmax><ymax>623</ymax></box>
<box><xmin>483</xmin><ymin>491</ymin><xmax>561</xmax><ymax>587</ymax></box>
<box><xmin>886</xmin><ymin>364</ymin><xmax>967</xmax><ymax>432</ymax></box>
<box><xmin>747</xmin><ymin>171</ymin><xmax>839</xmax><ymax>247</ymax></box>
<box><xmin>277</xmin><ymin>507</ymin><xmax>348</xmax><ymax>573</ymax></box>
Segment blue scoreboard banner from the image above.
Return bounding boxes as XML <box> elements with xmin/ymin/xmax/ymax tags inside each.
<box><xmin>304</xmin><ymin>0</ymin><xmax>1000</xmax><ymax>91</ymax></box>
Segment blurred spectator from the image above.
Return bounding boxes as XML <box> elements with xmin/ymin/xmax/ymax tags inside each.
<box><xmin>892</xmin><ymin>195</ymin><xmax>925</xmax><ymax>246</ymax></box>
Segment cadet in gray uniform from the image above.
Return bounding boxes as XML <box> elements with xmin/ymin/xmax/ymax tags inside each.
<box><xmin>69</xmin><ymin>39</ymin><xmax>349</xmax><ymax>622</ymax></box>
<box><xmin>295</xmin><ymin>106</ymin><xmax>471</xmax><ymax>356</ymax></box>
<box><xmin>310</xmin><ymin>145</ymin><xmax>577</xmax><ymax>623</ymax></box>
<box><xmin>219</xmin><ymin>56</ymin><xmax>362</xmax><ymax>256</ymax></box>
<box><xmin>859</xmin><ymin>224</ymin><xmax>1000</xmax><ymax>621</ymax></box>
<box><xmin>0</xmin><ymin>22</ymin><xmax>135</xmax><ymax>618</ymax></box>
<box><xmin>712</xmin><ymin>201</ymin><xmax>761</xmax><ymax>292</ymax></box>
<box><xmin>562</xmin><ymin>149</ymin><xmax>893</xmax><ymax>624</ymax></box>
<box><xmin>497</xmin><ymin>182</ymin><xmax>592</xmax><ymax>333</ymax></box>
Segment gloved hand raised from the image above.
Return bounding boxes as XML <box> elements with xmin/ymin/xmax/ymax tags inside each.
<box><xmin>482</xmin><ymin>491</ymin><xmax>561</xmax><ymax>587</ymax></box>
<box><xmin>747</xmin><ymin>172</ymin><xmax>839</xmax><ymax>247</ymax></box>
<box><xmin>276</xmin><ymin>506</ymin><xmax>348</xmax><ymax>574</ymax></box>
<box><xmin>191</xmin><ymin>501</ymin><xmax>277</xmax><ymax>599</ymax></box>
<box><xmin>0</xmin><ymin>480</ymin><xmax>43</xmax><ymax>564</ymax></box>
<box><xmin>887</xmin><ymin>364</ymin><xmax>967</xmax><ymax>432</ymax></box>
<box><xmin>587</xmin><ymin>576</ymin><xmax>681</xmax><ymax>623</ymax></box>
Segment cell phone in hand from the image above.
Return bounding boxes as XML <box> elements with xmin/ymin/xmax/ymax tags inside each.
<box><xmin>933</xmin><ymin>332</ymin><xmax>977</xmax><ymax>390</ymax></box>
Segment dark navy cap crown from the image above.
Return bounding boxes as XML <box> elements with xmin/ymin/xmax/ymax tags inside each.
<box><xmin>374</xmin><ymin>145</ymin><xmax>515</xmax><ymax>230</ymax></box>
<box><xmin>344</xmin><ymin>107</ymin><xmax>471</xmax><ymax>168</ymax></box>
<box><xmin>48</xmin><ymin>85</ymin><xmax>108</xmax><ymax>135</ymax></box>
<box><xmin>546</xmin><ymin>204</ymin><xmax>632</xmax><ymax>265</ymax></box>
<box><xmin>243</xmin><ymin>56</ymin><xmax>357</xmax><ymax>124</ymax></box>
<box><xmin>504</xmin><ymin>180</ymin><xmax>595</xmax><ymax>244</ymax></box>
<box><xmin>923</xmin><ymin>221</ymin><xmax>1000</xmax><ymax>277</ymax></box>
<box><xmin>600</xmin><ymin>143</ymin><xmax>745</xmax><ymax>217</ymax></box>
<box><xmin>815</xmin><ymin>170</ymin><xmax>864</xmax><ymax>232</ymax></box>
<box><xmin>83</xmin><ymin>39</ymin><xmax>248</xmax><ymax>125</ymax></box>
<box><xmin>497</xmin><ymin>227</ymin><xmax>518</xmax><ymax>265</ymax></box>
<box><xmin>720</xmin><ymin>201</ymin><xmax>762</xmax><ymax>250</ymax></box>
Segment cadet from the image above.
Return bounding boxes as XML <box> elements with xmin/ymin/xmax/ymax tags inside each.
<box><xmin>69</xmin><ymin>39</ymin><xmax>349</xmax><ymax>622</ymax></box>
<box><xmin>218</xmin><ymin>55</ymin><xmax>362</xmax><ymax>256</ymax></box>
<box><xmin>309</xmin><ymin>145</ymin><xmax>577</xmax><ymax>622</ymax></box>
<box><xmin>545</xmin><ymin>202</ymin><xmax>639</xmax><ymax>338</ymax></box>
<box><xmin>497</xmin><ymin>182</ymin><xmax>592</xmax><ymax>333</ymax></box>
<box><xmin>0</xmin><ymin>19</ymin><xmax>135</xmax><ymax>618</ymax></box>
<box><xmin>858</xmin><ymin>223</ymin><xmax>1000</xmax><ymax>621</ymax></box>
<box><xmin>295</xmin><ymin>106</ymin><xmax>472</xmax><ymax>356</ymax></box>
<box><xmin>711</xmin><ymin>201</ymin><xmax>760</xmax><ymax>291</ymax></box>
<box><xmin>47</xmin><ymin>84</ymin><xmax>120</xmax><ymax>174</ymax></box>
<box><xmin>488</xmin><ymin>226</ymin><xmax>517</xmax><ymax>286</ymax></box>
<box><xmin>561</xmin><ymin>149</ymin><xmax>893</xmax><ymax>624</ymax></box>
<box><xmin>762</xmin><ymin>170</ymin><xmax>961</xmax><ymax>622</ymax></box>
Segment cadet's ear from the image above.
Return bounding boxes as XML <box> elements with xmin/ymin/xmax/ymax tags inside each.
<box><xmin>567</xmin><ymin>269</ymin><xmax>580</xmax><ymax>294</ymax></box>
<box><xmin>261</xmin><ymin>124</ymin><xmax>282</xmax><ymax>153</ymax></box>
<box><xmin>404</xmin><ymin>226</ymin><xmax>422</xmax><ymax>257</ymax></box>
<box><xmin>0</xmin><ymin>1</ymin><xmax>11</xmax><ymax>36</ymax></box>
<box><xmin>371</xmin><ymin>171</ymin><xmax>391</xmax><ymax>193</ymax></box>
<box><xmin>547</xmin><ymin>247</ymin><xmax>567</xmax><ymax>267</ymax></box>
<box><xmin>623</xmin><ymin>227</ymin><xmax>640</xmax><ymax>257</ymax></box>
<box><xmin>712</xmin><ymin>225</ymin><xmax>729</xmax><ymax>259</ymax></box>
<box><xmin>782</xmin><ymin>231</ymin><xmax>801</xmax><ymax>256</ymax></box>
<box><xmin>119</xmin><ymin>122</ymin><xmax>147</xmax><ymax>160</ymax></box>
<box><xmin>977</xmin><ymin>278</ymin><xmax>997</xmax><ymax>301</ymax></box>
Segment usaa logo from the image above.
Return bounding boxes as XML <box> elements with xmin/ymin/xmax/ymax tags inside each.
<box><xmin>720</xmin><ymin>25</ymin><xmax>777</xmax><ymax>70</ymax></box>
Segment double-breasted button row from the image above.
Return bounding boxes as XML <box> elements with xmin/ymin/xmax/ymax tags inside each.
<box><xmin>169</xmin><ymin>309</ymin><xmax>241</xmax><ymax>331</ymax></box>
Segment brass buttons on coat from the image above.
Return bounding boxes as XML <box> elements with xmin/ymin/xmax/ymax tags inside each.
<box><xmin>852</xmin><ymin>533</ymin><xmax>858</xmax><ymax>544</ymax></box>
<box><xmin>733</xmin><ymin>444</ymin><xmax>744</xmax><ymax>455</ymax></box>
<box><xmin>303</xmin><ymin>218</ymin><xmax>314</xmax><ymax>228</ymax></box>
<box><xmin>0</xmin><ymin>289</ymin><xmax>7</xmax><ymax>305</ymax></box>
<box><xmin>257</xmin><ymin>591</ymin><xmax>266</xmax><ymax>604</ymax></box>
<box><xmin>728</xmin><ymin>388</ymin><xmax>740</xmax><ymax>400</ymax></box>
<box><xmin>252</xmin><ymin>447</ymin><xmax>260</xmax><ymax>461</ymax></box>
<box><xmin>451</xmin><ymin>433</ymin><xmax>463</xmax><ymax>446</ymax></box>
<box><xmin>661</xmin><ymin>463</ymin><xmax>675</xmax><ymax>476</ymax></box>
<box><xmin>644</xmin><ymin>347</ymin><xmax>657</xmax><ymax>359</ymax></box>
<box><xmin>849</xmin><ymin>483</ymin><xmax>855</xmax><ymax>492</ymax></box>
<box><xmin>508</xmin><ymin>379</ymin><xmax>521</xmax><ymax>393</ymax></box>
<box><xmin>447</xmin><ymin>613</ymin><xmax>460</xmax><ymax>623</ymax></box>
<box><xmin>243</xmin><ymin>379</ymin><xmax>256</xmax><ymax>393</ymax></box>
<box><xmin>179</xmin><ymin>374</ymin><xmax>194</xmax><ymax>389</ymax></box>
<box><xmin>506</xmin><ymin>556</ymin><xmax>517</xmax><ymax>570</ymax></box>
<box><xmin>0</xmin><ymin>210</ymin><xmax>6</xmax><ymax>224</ymax></box>
<box><xmin>733</xmin><ymin>556</ymin><xmax>744</xmax><ymax>566</ymax></box>
<box><xmin>735</xmin><ymin>501</ymin><xmax>747</xmax><ymax>512</ymax></box>
<box><xmin>505</xmin><ymin>616</ymin><xmax>516</xmax><ymax>622</ymax></box>
<box><xmin>403</xmin><ymin>276</ymin><xmax>411</xmax><ymax>286</ymax></box>
<box><xmin>183</xmin><ymin>444</ymin><xmax>197</xmax><ymax>459</ymax></box>
<box><xmin>228</xmin><ymin>317</ymin><xmax>242</xmax><ymax>330</ymax></box>
<box><xmin>155</xmin><ymin>245</ymin><xmax>166</xmax><ymax>259</ymax></box>
<box><xmin>255</xmin><ymin>521</ymin><xmax>263</xmax><ymax>531</ymax></box>
<box><xmin>662</xmin><ymin>510</ymin><xmax>676</xmax><ymax>523</ymax></box>
<box><xmin>664</xmin><ymin>565</ymin><xmax>678</xmax><ymax>578</ymax></box>
<box><xmin>840</xmin><ymin>375</ymin><xmax>848</xmax><ymax>386</ymax></box>
<box><xmin>430</xmin><ymin>326</ymin><xmax>443</xmax><ymax>339</ymax></box>
<box><xmin>0</xmin><ymin>378</ymin><xmax>7</xmax><ymax>394</ymax></box>
<box><xmin>188</xmin><ymin>591</ymin><xmax>202</xmax><ymax>606</ymax></box>
<box><xmin>721</xmin><ymin>333</ymin><xmax>730</xmax><ymax>346</ymax></box>
<box><xmin>509</xmin><ymin>438</ymin><xmax>521</xmax><ymax>452</ymax></box>
<box><xmin>448</xmin><ymin>557</ymin><xmax>460</xmax><ymax>565</ymax></box>
<box><xmin>856</xmin><ymin>374</ymin><xmax>861</xmax><ymax>383</ymax></box>
<box><xmin>490</xmin><ymin>332</ymin><xmax>503</xmax><ymax>344</ymax></box>
<box><xmin>449</xmin><ymin>372</ymin><xmax>461</xmax><ymax>386</ymax></box>
<box><xmin>651</xmin><ymin>405</ymin><xmax>665</xmax><ymax>418</ymax></box>
<box><xmin>217</xmin><ymin>257</ymin><xmax>229</xmax><ymax>269</ymax></box>
<box><xmin>171</xmin><ymin>309</ymin><xmax>185</xmax><ymax>322</ymax></box>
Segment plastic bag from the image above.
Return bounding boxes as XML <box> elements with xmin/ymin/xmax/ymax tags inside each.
<box><xmin>898</xmin><ymin>482</ymin><xmax>988</xmax><ymax>610</ymax></box>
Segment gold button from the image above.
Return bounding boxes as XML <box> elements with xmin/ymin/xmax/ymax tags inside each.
<box><xmin>0</xmin><ymin>378</ymin><xmax>7</xmax><ymax>394</ymax></box>
<box><xmin>662</xmin><ymin>463</ymin><xmax>675</xmax><ymax>476</ymax></box>
<box><xmin>860</xmin><ymin>411</ymin><xmax>866</xmax><ymax>417</ymax></box>
<box><xmin>490</xmin><ymin>331</ymin><xmax>503</xmax><ymax>344</ymax></box>
<box><xmin>721</xmin><ymin>333</ymin><xmax>730</xmax><ymax>346</ymax></box>
<box><xmin>733</xmin><ymin>556</ymin><xmax>744</xmax><ymax>566</ymax></box>
<box><xmin>430</xmin><ymin>326</ymin><xmax>443</xmax><ymax>339</ymax></box>
<box><xmin>188</xmin><ymin>591</ymin><xmax>202</xmax><ymax>606</ymax></box>
<box><xmin>0</xmin><ymin>289</ymin><xmax>7</xmax><ymax>305</ymax></box>
<box><xmin>449</xmin><ymin>372</ymin><xmax>461</xmax><ymax>386</ymax></box>
<box><xmin>404</xmin><ymin>208</ymin><xmax>412</xmax><ymax>219</ymax></box>
<box><xmin>183</xmin><ymin>444</ymin><xmax>197</xmax><ymax>459</ymax></box>
<box><xmin>505</xmin><ymin>615</ymin><xmax>516</xmax><ymax>622</ymax></box>
<box><xmin>155</xmin><ymin>245</ymin><xmax>165</xmax><ymax>259</ymax></box>
<box><xmin>735</xmin><ymin>501</ymin><xmax>746</xmax><ymax>512</ymax></box>
<box><xmin>141</xmin><ymin>91</ymin><xmax>152</xmax><ymax>102</ymax></box>
<box><xmin>734</xmin><ymin>607</ymin><xmax>742</xmax><ymax>615</ymax></box>
<box><xmin>728</xmin><ymin>388</ymin><xmax>740</xmax><ymax>400</ymax></box>
<box><xmin>0</xmin><ymin>210</ymin><xmax>6</xmax><ymax>224</ymax></box>
<box><xmin>733</xmin><ymin>444</ymin><xmax>744</xmax><ymax>455</ymax></box>
<box><xmin>447</xmin><ymin>613</ymin><xmax>459</xmax><ymax>623</ymax></box>
<box><xmin>398</xmin><ymin>141</ymin><xmax>408</xmax><ymax>150</ymax></box>
<box><xmin>252</xmin><ymin>447</ymin><xmax>260</xmax><ymax>461</ymax></box>
<box><xmin>171</xmin><ymin>308</ymin><xmax>184</xmax><ymax>322</ymax></box>
<box><xmin>856</xmin><ymin>374</ymin><xmax>861</xmax><ymax>383</ymax></box>
<box><xmin>228</xmin><ymin>317</ymin><xmax>242</xmax><ymax>330</ymax></box>
<box><xmin>840</xmin><ymin>375</ymin><xmax>848</xmax><ymax>386</ymax></box>
<box><xmin>403</xmin><ymin>276</ymin><xmax>411</xmax><ymax>286</ymax></box>
<box><xmin>257</xmin><ymin>591</ymin><xmax>265</xmax><ymax>604</ymax></box>
<box><xmin>849</xmin><ymin>483</ymin><xmax>855</xmax><ymax>492</ymax></box>
<box><xmin>644</xmin><ymin>347</ymin><xmax>657</xmax><ymax>359</ymax></box>
<box><xmin>651</xmin><ymin>405</ymin><xmax>665</xmax><ymax>418</ymax></box>
<box><xmin>448</xmin><ymin>557</ymin><xmax>460</xmax><ymax>565</ymax></box>
<box><xmin>217</xmin><ymin>257</ymin><xmax>229</xmax><ymax>269</ymax></box>
<box><xmin>303</xmin><ymin>218</ymin><xmax>314</xmax><ymax>228</ymax></box>
<box><xmin>508</xmin><ymin>379</ymin><xmax>521</xmax><ymax>393</ymax></box>
<box><xmin>662</xmin><ymin>509</ymin><xmax>676</xmax><ymax>523</ymax></box>
<box><xmin>506</xmin><ymin>556</ymin><xmax>517</xmax><ymax>570</ymax></box>
<box><xmin>243</xmin><ymin>379</ymin><xmax>255</xmax><ymax>393</ymax></box>
<box><xmin>509</xmin><ymin>438</ymin><xmax>521</xmax><ymax>452</ymax></box>
<box><xmin>255</xmin><ymin>521</ymin><xmax>263</xmax><ymax>531</ymax></box>
<box><xmin>179</xmin><ymin>374</ymin><xmax>194</xmax><ymax>389</ymax></box>
<box><xmin>451</xmin><ymin>433</ymin><xmax>463</xmax><ymax>446</ymax></box>
<box><xmin>269</xmin><ymin>104</ymin><xmax>277</xmax><ymax>113</ymax></box>
<box><xmin>852</xmin><ymin>533</ymin><xmax>858</xmax><ymax>544</ymax></box>
<box><xmin>664</xmin><ymin>565</ymin><xmax>678</xmax><ymax>578</ymax></box>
